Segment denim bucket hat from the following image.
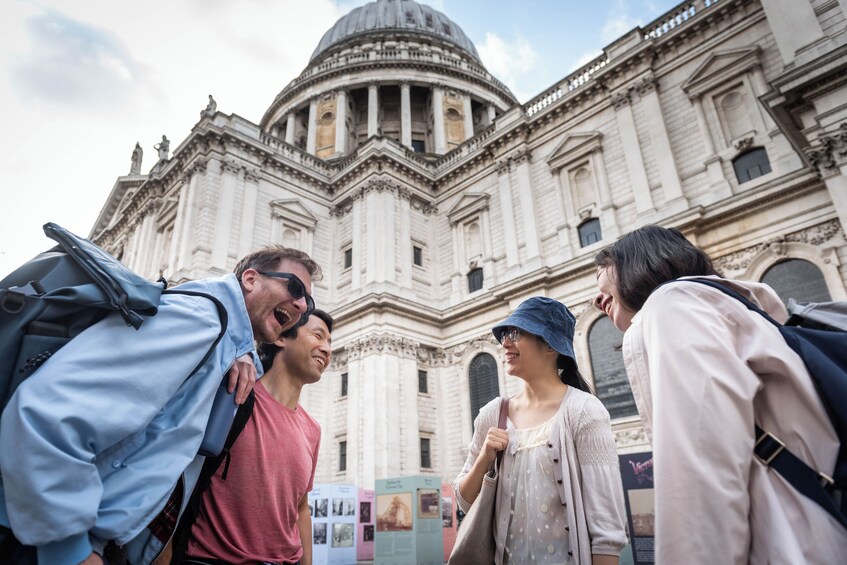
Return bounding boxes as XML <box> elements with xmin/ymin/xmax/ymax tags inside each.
<box><xmin>492</xmin><ymin>296</ymin><xmax>577</xmax><ymax>365</ymax></box>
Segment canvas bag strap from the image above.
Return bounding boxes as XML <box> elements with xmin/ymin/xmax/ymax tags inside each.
<box><xmin>489</xmin><ymin>397</ymin><xmax>510</xmax><ymax>474</ymax></box>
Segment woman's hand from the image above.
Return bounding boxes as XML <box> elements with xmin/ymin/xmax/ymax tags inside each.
<box><xmin>479</xmin><ymin>426</ymin><xmax>509</xmax><ymax>465</ymax></box>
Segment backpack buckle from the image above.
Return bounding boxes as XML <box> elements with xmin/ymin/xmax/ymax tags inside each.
<box><xmin>754</xmin><ymin>430</ymin><xmax>785</xmax><ymax>466</ymax></box>
<box><xmin>819</xmin><ymin>471</ymin><xmax>835</xmax><ymax>489</ymax></box>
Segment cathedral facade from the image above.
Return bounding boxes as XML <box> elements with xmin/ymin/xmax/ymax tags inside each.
<box><xmin>91</xmin><ymin>0</ymin><xmax>847</xmax><ymax>488</ymax></box>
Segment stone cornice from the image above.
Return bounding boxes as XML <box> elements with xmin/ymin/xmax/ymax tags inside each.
<box><xmin>330</xmin><ymin>177</ymin><xmax>437</xmax><ymax>217</ymax></box>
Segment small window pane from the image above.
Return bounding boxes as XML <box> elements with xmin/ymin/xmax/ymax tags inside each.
<box><xmin>418</xmin><ymin>369</ymin><xmax>428</xmax><ymax>394</ymax></box>
<box><xmin>343</xmin><ymin>248</ymin><xmax>352</xmax><ymax>269</ymax></box>
<box><xmin>411</xmin><ymin>139</ymin><xmax>426</xmax><ymax>152</ymax></box>
<box><xmin>420</xmin><ymin>437</ymin><xmax>432</xmax><ymax>468</ymax></box>
<box><xmin>578</xmin><ymin>218</ymin><xmax>602</xmax><ymax>248</ymax></box>
<box><xmin>762</xmin><ymin>259</ymin><xmax>832</xmax><ymax>306</ymax></box>
<box><xmin>413</xmin><ymin>245</ymin><xmax>423</xmax><ymax>267</ymax></box>
<box><xmin>467</xmin><ymin>268</ymin><xmax>484</xmax><ymax>293</ymax></box>
<box><xmin>733</xmin><ymin>148</ymin><xmax>771</xmax><ymax>184</ymax></box>
<box><xmin>341</xmin><ymin>372</ymin><xmax>348</xmax><ymax>397</ymax></box>
<box><xmin>339</xmin><ymin>441</ymin><xmax>347</xmax><ymax>471</ymax></box>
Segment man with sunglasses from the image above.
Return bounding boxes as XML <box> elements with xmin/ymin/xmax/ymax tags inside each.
<box><xmin>0</xmin><ymin>246</ymin><xmax>320</xmax><ymax>564</ymax></box>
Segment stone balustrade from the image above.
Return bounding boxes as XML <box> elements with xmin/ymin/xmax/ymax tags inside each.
<box><xmin>643</xmin><ymin>0</ymin><xmax>720</xmax><ymax>40</ymax></box>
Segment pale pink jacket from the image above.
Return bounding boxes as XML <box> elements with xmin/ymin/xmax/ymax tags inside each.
<box><xmin>623</xmin><ymin>276</ymin><xmax>847</xmax><ymax>564</ymax></box>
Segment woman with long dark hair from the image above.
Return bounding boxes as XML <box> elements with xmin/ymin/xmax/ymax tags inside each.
<box><xmin>593</xmin><ymin>224</ymin><xmax>847</xmax><ymax>563</ymax></box>
<box><xmin>452</xmin><ymin>297</ymin><xmax>627</xmax><ymax>565</ymax></box>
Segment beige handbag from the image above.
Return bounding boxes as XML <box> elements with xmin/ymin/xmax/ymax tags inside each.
<box><xmin>448</xmin><ymin>397</ymin><xmax>510</xmax><ymax>565</ymax></box>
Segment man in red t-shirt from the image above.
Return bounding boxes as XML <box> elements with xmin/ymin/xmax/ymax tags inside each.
<box><xmin>183</xmin><ymin>310</ymin><xmax>333</xmax><ymax>565</ymax></box>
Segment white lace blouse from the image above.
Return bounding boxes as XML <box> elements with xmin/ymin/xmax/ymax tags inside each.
<box><xmin>453</xmin><ymin>388</ymin><xmax>627</xmax><ymax>565</ymax></box>
<box><xmin>502</xmin><ymin>414</ymin><xmax>571</xmax><ymax>564</ymax></box>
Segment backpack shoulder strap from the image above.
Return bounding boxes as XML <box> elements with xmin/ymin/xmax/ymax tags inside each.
<box><xmin>670</xmin><ymin>279</ymin><xmax>847</xmax><ymax>529</ymax></box>
<box><xmin>169</xmin><ymin>389</ymin><xmax>255</xmax><ymax>562</ymax></box>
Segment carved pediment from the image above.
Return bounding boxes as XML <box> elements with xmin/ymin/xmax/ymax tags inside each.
<box><xmin>270</xmin><ymin>199</ymin><xmax>318</xmax><ymax>229</ymax></box>
<box><xmin>682</xmin><ymin>46</ymin><xmax>762</xmax><ymax>98</ymax></box>
<box><xmin>546</xmin><ymin>131</ymin><xmax>603</xmax><ymax>172</ymax></box>
<box><xmin>447</xmin><ymin>192</ymin><xmax>490</xmax><ymax>225</ymax></box>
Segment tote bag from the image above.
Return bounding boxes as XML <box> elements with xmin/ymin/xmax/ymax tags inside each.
<box><xmin>448</xmin><ymin>397</ymin><xmax>510</xmax><ymax>565</ymax></box>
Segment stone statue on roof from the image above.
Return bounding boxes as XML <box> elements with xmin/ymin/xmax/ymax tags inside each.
<box><xmin>130</xmin><ymin>142</ymin><xmax>143</xmax><ymax>174</ymax></box>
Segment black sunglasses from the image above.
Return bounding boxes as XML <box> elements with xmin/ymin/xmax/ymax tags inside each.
<box><xmin>257</xmin><ymin>271</ymin><xmax>316</xmax><ymax>316</ymax></box>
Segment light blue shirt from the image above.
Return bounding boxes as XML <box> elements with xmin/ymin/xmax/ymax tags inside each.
<box><xmin>0</xmin><ymin>274</ymin><xmax>260</xmax><ymax>564</ymax></box>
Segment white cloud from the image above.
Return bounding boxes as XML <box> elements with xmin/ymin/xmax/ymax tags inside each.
<box><xmin>476</xmin><ymin>32</ymin><xmax>538</xmax><ymax>103</ymax></box>
<box><xmin>0</xmin><ymin>0</ymin><xmax>345</xmax><ymax>275</ymax></box>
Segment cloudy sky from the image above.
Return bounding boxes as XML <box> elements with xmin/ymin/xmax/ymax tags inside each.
<box><xmin>0</xmin><ymin>0</ymin><xmax>681</xmax><ymax>276</ymax></box>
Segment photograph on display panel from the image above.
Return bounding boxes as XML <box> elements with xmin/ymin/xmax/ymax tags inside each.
<box><xmin>376</xmin><ymin>492</ymin><xmax>413</xmax><ymax>531</ymax></box>
<box><xmin>360</xmin><ymin>501</ymin><xmax>372</xmax><ymax>523</ymax></box>
<box><xmin>417</xmin><ymin>488</ymin><xmax>440</xmax><ymax>519</ymax></box>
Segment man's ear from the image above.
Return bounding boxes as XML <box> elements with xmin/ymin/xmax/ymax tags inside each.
<box><xmin>241</xmin><ymin>268</ymin><xmax>259</xmax><ymax>292</ymax></box>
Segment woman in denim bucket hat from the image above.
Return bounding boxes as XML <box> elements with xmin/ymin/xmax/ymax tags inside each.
<box><xmin>452</xmin><ymin>297</ymin><xmax>627</xmax><ymax>565</ymax></box>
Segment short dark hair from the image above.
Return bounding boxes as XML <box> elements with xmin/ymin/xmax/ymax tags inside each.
<box><xmin>257</xmin><ymin>309</ymin><xmax>334</xmax><ymax>372</ymax></box>
<box><xmin>594</xmin><ymin>225</ymin><xmax>718</xmax><ymax>311</ymax></box>
<box><xmin>234</xmin><ymin>245</ymin><xmax>322</xmax><ymax>281</ymax></box>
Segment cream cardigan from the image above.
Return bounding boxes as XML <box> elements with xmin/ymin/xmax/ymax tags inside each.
<box><xmin>453</xmin><ymin>389</ymin><xmax>628</xmax><ymax>565</ymax></box>
<box><xmin>623</xmin><ymin>276</ymin><xmax>847</xmax><ymax>564</ymax></box>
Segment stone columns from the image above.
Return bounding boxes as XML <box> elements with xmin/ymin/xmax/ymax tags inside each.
<box><xmin>496</xmin><ymin>160</ymin><xmax>520</xmax><ymax>267</ymax></box>
<box><xmin>690</xmin><ymin>96</ymin><xmax>732</xmax><ymax>198</ymax></box>
<box><xmin>351</xmin><ymin>198</ymin><xmax>363</xmax><ymax>290</ymax></box>
<box><xmin>398</xmin><ymin>197</ymin><xmax>412</xmax><ymax>288</ymax></box>
<box><xmin>513</xmin><ymin>151</ymin><xmax>540</xmax><ymax>260</ymax></box>
<box><xmin>175</xmin><ymin>171</ymin><xmax>200</xmax><ymax>275</ymax></box>
<box><xmin>432</xmin><ymin>86</ymin><xmax>447</xmax><ymax>154</ymax></box>
<box><xmin>285</xmin><ymin>112</ymin><xmax>295</xmax><ymax>145</ymax></box>
<box><xmin>807</xmin><ymin>127</ymin><xmax>847</xmax><ymax>233</ymax></box>
<box><xmin>463</xmin><ymin>93</ymin><xmax>474</xmax><ymax>140</ymax></box>
<box><xmin>636</xmin><ymin>78</ymin><xmax>687</xmax><ymax>212</ymax></box>
<box><xmin>335</xmin><ymin>89</ymin><xmax>348</xmax><ymax>155</ymax></box>
<box><xmin>211</xmin><ymin>160</ymin><xmax>239</xmax><ymax>270</ymax></box>
<box><xmin>237</xmin><ymin>171</ymin><xmax>258</xmax><ymax>258</ymax></box>
<box><xmin>306</xmin><ymin>98</ymin><xmax>318</xmax><ymax>155</ymax></box>
<box><xmin>759</xmin><ymin>0</ymin><xmax>824</xmax><ymax>65</ymax></box>
<box><xmin>368</xmin><ymin>83</ymin><xmax>379</xmax><ymax>138</ymax></box>
<box><xmin>611</xmin><ymin>91</ymin><xmax>655</xmax><ymax>220</ymax></box>
<box><xmin>365</xmin><ymin>187</ymin><xmax>396</xmax><ymax>283</ymax></box>
<box><xmin>400</xmin><ymin>82</ymin><xmax>412</xmax><ymax>148</ymax></box>
<box><xmin>487</xmin><ymin>105</ymin><xmax>496</xmax><ymax>124</ymax></box>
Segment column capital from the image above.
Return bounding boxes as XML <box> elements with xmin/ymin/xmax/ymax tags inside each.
<box><xmin>399</xmin><ymin>80</ymin><xmax>411</xmax><ymax>89</ymax></box>
<box><xmin>633</xmin><ymin>75</ymin><xmax>657</xmax><ymax>96</ymax></box>
<box><xmin>368</xmin><ymin>81</ymin><xmax>380</xmax><ymax>90</ymax></box>
<box><xmin>610</xmin><ymin>90</ymin><xmax>631</xmax><ymax>109</ymax></box>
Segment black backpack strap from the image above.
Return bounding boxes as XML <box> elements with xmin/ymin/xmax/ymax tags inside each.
<box><xmin>671</xmin><ymin>278</ymin><xmax>847</xmax><ymax>529</ymax></box>
<box><xmin>169</xmin><ymin>389</ymin><xmax>255</xmax><ymax>563</ymax></box>
<box><xmin>755</xmin><ymin>424</ymin><xmax>847</xmax><ymax>529</ymax></box>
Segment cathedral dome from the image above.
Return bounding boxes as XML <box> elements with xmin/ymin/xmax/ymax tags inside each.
<box><xmin>310</xmin><ymin>0</ymin><xmax>480</xmax><ymax>64</ymax></box>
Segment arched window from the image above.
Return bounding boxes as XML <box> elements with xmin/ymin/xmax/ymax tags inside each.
<box><xmin>467</xmin><ymin>267</ymin><xmax>484</xmax><ymax>293</ymax></box>
<box><xmin>733</xmin><ymin>148</ymin><xmax>771</xmax><ymax>184</ymax></box>
<box><xmin>578</xmin><ymin>218</ymin><xmax>602</xmax><ymax>247</ymax></box>
<box><xmin>469</xmin><ymin>353</ymin><xmax>499</xmax><ymax>428</ymax></box>
<box><xmin>588</xmin><ymin>316</ymin><xmax>638</xmax><ymax>419</ymax></box>
<box><xmin>761</xmin><ymin>259</ymin><xmax>832</xmax><ymax>306</ymax></box>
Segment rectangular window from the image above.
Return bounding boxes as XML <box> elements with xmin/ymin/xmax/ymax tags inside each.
<box><xmin>413</xmin><ymin>245</ymin><xmax>423</xmax><ymax>267</ymax></box>
<box><xmin>467</xmin><ymin>267</ymin><xmax>484</xmax><ymax>293</ymax></box>
<box><xmin>339</xmin><ymin>440</ymin><xmax>347</xmax><ymax>472</ymax></box>
<box><xmin>418</xmin><ymin>369</ymin><xmax>428</xmax><ymax>394</ymax></box>
<box><xmin>420</xmin><ymin>437</ymin><xmax>431</xmax><ymax>469</ymax></box>
<box><xmin>341</xmin><ymin>372</ymin><xmax>348</xmax><ymax>397</ymax></box>
<box><xmin>343</xmin><ymin>248</ymin><xmax>352</xmax><ymax>269</ymax></box>
<box><xmin>411</xmin><ymin>139</ymin><xmax>426</xmax><ymax>153</ymax></box>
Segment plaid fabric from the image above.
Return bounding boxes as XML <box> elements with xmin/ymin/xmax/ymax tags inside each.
<box><xmin>148</xmin><ymin>480</ymin><xmax>184</xmax><ymax>543</ymax></box>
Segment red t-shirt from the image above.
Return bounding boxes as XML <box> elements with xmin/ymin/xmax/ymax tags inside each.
<box><xmin>187</xmin><ymin>380</ymin><xmax>321</xmax><ymax>563</ymax></box>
